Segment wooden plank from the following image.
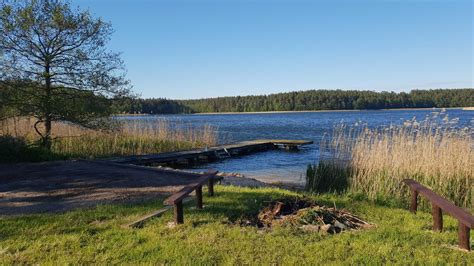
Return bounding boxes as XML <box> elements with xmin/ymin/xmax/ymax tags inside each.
<box><xmin>266</xmin><ymin>139</ymin><xmax>314</xmax><ymax>145</ymax></box>
<box><xmin>124</xmin><ymin>207</ymin><xmax>172</xmax><ymax>228</ymax></box>
<box><xmin>164</xmin><ymin>170</ymin><xmax>219</xmax><ymax>205</ymax></box>
<box><xmin>164</xmin><ymin>177</ymin><xmax>209</xmax><ymax>205</ymax></box>
<box><xmin>123</xmin><ymin>197</ymin><xmax>195</xmax><ymax>228</ymax></box>
<box><xmin>403</xmin><ymin>179</ymin><xmax>474</xmax><ymax>228</ymax></box>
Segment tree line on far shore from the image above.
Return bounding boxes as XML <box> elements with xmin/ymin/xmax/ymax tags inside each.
<box><xmin>126</xmin><ymin>89</ymin><xmax>474</xmax><ymax>114</ymax></box>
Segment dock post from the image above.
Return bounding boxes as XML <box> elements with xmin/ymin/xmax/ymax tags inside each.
<box><xmin>196</xmin><ymin>185</ymin><xmax>203</xmax><ymax>209</ymax></box>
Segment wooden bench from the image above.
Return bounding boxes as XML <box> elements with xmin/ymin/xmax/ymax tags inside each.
<box><xmin>403</xmin><ymin>179</ymin><xmax>474</xmax><ymax>251</ymax></box>
<box><xmin>164</xmin><ymin>170</ymin><xmax>219</xmax><ymax>224</ymax></box>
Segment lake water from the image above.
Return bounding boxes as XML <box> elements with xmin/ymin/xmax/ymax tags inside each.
<box><xmin>120</xmin><ymin>109</ymin><xmax>473</xmax><ymax>185</ymax></box>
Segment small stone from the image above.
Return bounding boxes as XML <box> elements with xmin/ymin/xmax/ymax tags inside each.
<box><xmin>320</xmin><ymin>224</ymin><xmax>332</xmax><ymax>234</ymax></box>
<box><xmin>301</xmin><ymin>224</ymin><xmax>320</xmax><ymax>232</ymax></box>
<box><xmin>166</xmin><ymin>222</ymin><xmax>176</xmax><ymax>228</ymax></box>
<box><xmin>334</xmin><ymin>221</ymin><xmax>347</xmax><ymax>230</ymax></box>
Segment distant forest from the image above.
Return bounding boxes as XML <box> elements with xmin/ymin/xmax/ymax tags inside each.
<box><xmin>126</xmin><ymin>89</ymin><xmax>473</xmax><ymax>114</ymax></box>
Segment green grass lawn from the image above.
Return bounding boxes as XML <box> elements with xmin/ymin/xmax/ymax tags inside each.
<box><xmin>0</xmin><ymin>186</ymin><xmax>472</xmax><ymax>264</ymax></box>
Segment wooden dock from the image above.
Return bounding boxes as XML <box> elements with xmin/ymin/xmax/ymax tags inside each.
<box><xmin>106</xmin><ymin>139</ymin><xmax>313</xmax><ymax>165</ymax></box>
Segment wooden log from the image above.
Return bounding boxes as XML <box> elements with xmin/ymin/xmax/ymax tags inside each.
<box><xmin>458</xmin><ymin>222</ymin><xmax>470</xmax><ymax>251</ymax></box>
<box><xmin>196</xmin><ymin>185</ymin><xmax>203</xmax><ymax>209</ymax></box>
<box><xmin>174</xmin><ymin>201</ymin><xmax>184</xmax><ymax>224</ymax></box>
<box><xmin>432</xmin><ymin>204</ymin><xmax>443</xmax><ymax>231</ymax></box>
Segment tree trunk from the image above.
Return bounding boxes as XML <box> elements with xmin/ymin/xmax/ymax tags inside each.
<box><xmin>43</xmin><ymin>116</ymin><xmax>52</xmax><ymax>149</ymax></box>
<box><xmin>42</xmin><ymin>63</ymin><xmax>53</xmax><ymax>150</ymax></box>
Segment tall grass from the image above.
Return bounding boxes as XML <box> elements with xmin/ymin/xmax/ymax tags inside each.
<box><xmin>0</xmin><ymin>117</ymin><xmax>217</xmax><ymax>160</ymax></box>
<box><xmin>307</xmin><ymin>112</ymin><xmax>473</xmax><ymax>210</ymax></box>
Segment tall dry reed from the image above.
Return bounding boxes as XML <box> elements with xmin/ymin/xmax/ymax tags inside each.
<box><xmin>310</xmin><ymin>112</ymin><xmax>473</xmax><ymax>210</ymax></box>
<box><xmin>0</xmin><ymin>117</ymin><xmax>218</xmax><ymax>159</ymax></box>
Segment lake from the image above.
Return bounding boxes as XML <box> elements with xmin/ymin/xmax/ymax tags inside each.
<box><xmin>119</xmin><ymin>109</ymin><xmax>473</xmax><ymax>185</ymax></box>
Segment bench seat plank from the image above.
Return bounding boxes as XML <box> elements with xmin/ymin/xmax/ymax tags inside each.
<box><xmin>403</xmin><ymin>179</ymin><xmax>474</xmax><ymax>228</ymax></box>
<box><xmin>164</xmin><ymin>171</ymin><xmax>219</xmax><ymax>205</ymax></box>
<box><xmin>164</xmin><ymin>176</ymin><xmax>209</xmax><ymax>205</ymax></box>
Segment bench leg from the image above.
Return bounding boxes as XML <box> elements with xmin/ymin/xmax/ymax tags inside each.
<box><xmin>196</xmin><ymin>185</ymin><xmax>203</xmax><ymax>209</ymax></box>
<box><xmin>458</xmin><ymin>222</ymin><xmax>470</xmax><ymax>251</ymax></box>
<box><xmin>208</xmin><ymin>179</ymin><xmax>214</xmax><ymax>196</ymax></box>
<box><xmin>410</xmin><ymin>189</ymin><xmax>418</xmax><ymax>213</ymax></box>
<box><xmin>174</xmin><ymin>201</ymin><xmax>184</xmax><ymax>224</ymax></box>
<box><xmin>432</xmin><ymin>204</ymin><xmax>443</xmax><ymax>232</ymax></box>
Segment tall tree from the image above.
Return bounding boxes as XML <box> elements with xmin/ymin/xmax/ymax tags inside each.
<box><xmin>0</xmin><ymin>0</ymin><xmax>130</xmax><ymax>148</ymax></box>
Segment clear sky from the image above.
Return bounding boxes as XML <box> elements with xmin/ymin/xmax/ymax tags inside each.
<box><xmin>71</xmin><ymin>0</ymin><xmax>473</xmax><ymax>99</ymax></box>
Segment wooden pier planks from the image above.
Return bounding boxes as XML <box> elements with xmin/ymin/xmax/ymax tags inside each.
<box><xmin>106</xmin><ymin>139</ymin><xmax>313</xmax><ymax>165</ymax></box>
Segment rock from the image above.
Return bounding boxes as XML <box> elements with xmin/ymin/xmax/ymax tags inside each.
<box><xmin>320</xmin><ymin>224</ymin><xmax>333</xmax><ymax>234</ymax></box>
<box><xmin>334</xmin><ymin>221</ymin><xmax>347</xmax><ymax>230</ymax></box>
<box><xmin>301</xmin><ymin>224</ymin><xmax>320</xmax><ymax>232</ymax></box>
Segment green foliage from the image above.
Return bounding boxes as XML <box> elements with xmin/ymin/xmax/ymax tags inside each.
<box><xmin>127</xmin><ymin>89</ymin><xmax>474</xmax><ymax>114</ymax></box>
<box><xmin>0</xmin><ymin>135</ymin><xmax>63</xmax><ymax>162</ymax></box>
<box><xmin>0</xmin><ymin>186</ymin><xmax>472</xmax><ymax>264</ymax></box>
<box><xmin>130</xmin><ymin>98</ymin><xmax>193</xmax><ymax>114</ymax></box>
<box><xmin>305</xmin><ymin>163</ymin><xmax>350</xmax><ymax>193</ymax></box>
<box><xmin>0</xmin><ymin>0</ymin><xmax>130</xmax><ymax>147</ymax></box>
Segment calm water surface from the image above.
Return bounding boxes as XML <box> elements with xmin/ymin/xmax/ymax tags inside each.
<box><xmin>120</xmin><ymin>109</ymin><xmax>473</xmax><ymax>184</ymax></box>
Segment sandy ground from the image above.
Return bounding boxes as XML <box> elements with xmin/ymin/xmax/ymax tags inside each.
<box><xmin>0</xmin><ymin>160</ymin><xmax>217</xmax><ymax>215</ymax></box>
<box><xmin>0</xmin><ymin>160</ymin><xmax>278</xmax><ymax>216</ymax></box>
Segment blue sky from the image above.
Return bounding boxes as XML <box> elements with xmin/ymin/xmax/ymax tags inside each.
<box><xmin>72</xmin><ymin>0</ymin><xmax>472</xmax><ymax>99</ymax></box>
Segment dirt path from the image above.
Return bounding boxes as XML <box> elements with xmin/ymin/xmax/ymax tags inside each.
<box><xmin>0</xmin><ymin>160</ymin><xmax>208</xmax><ymax>215</ymax></box>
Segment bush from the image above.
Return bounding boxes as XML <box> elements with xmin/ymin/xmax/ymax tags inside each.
<box><xmin>0</xmin><ymin>136</ymin><xmax>63</xmax><ymax>163</ymax></box>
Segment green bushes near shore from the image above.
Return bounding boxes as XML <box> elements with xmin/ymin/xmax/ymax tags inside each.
<box><xmin>307</xmin><ymin>113</ymin><xmax>473</xmax><ymax>210</ymax></box>
<box><xmin>130</xmin><ymin>88</ymin><xmax>474</xmax><ymax>114</ymax></box>
<box><xmin>0</xmin><ymin>136</ymin><xmax>64</xmax><ymax>162</ymax></box>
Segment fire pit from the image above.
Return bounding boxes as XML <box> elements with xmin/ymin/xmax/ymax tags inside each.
<box><xmin>239</xmin><ymin>198</ymin><xmax>374</xmax><ymax>234</ymax></box>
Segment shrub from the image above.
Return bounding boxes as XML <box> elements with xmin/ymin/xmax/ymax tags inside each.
<box><xmin>0</xmin><ymin>135</ymin><xmax>62</xmax><ymax>162</ymax></box>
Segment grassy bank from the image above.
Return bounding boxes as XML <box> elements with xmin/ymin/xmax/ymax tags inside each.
<box><xmin>0</xmin><ymin>117</ymin><xmax>217</xmax><ymax>162</ymax></box>
<box><xmin>306</xmin><ymin>113</ymin><xmax>473</xmax><ymax>210</ymax></box>
<box><xmin>0</xmin><ymin>186</ymin><xmax>472</xmax><ymax>264</ymax></box>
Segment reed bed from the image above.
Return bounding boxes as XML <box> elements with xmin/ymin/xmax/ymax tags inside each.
<box><xmin>0</xmin><ymin>117</ymin><xmax>217</xmax><ymax>159</ymax></box>
<box><xmin>307</xmin><ymin>112</ymin><xmax>473</xmax><ymax>210</ymax></box>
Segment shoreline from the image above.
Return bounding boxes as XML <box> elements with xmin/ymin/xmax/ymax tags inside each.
<box><xmin>116</xmin><ymin>107</ymin><xmax>472</xmax><ymax>116</ymax></box>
